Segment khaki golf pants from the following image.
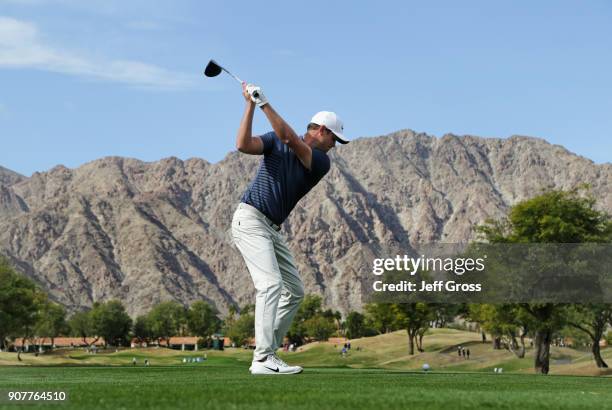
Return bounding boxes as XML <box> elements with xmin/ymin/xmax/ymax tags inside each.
<box><xmin>231</xmin><ymin>202</ymin><xmax>305</xmax><ymax>360</ymax></box>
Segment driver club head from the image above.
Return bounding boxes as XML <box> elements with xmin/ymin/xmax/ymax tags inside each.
<box><xmin>203</xmin><ymin>59</ymin><xmax>257</xmax><ymax>97</ymax></box>
<box><xmin>204</xmin><ymin>60</ymin><xmax>223</xmax><ymax>77</ymax></box>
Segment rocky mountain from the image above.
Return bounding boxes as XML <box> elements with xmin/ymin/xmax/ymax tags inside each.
<box><xmin>0</xmin><ymin>130</ymin><xmax>610</xmax><ymax>317</ymax></box>
<box><xmin>0</xmin><ymin>166</ymin><xmax>28</xmax><ymax>219</ymax></box>
<box><xmin>0</xmin><ymin>165</ymin><xmax>26</xmax><ymax>187</ymax></box>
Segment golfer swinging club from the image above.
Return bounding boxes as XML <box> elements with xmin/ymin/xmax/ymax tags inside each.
<box><xmin>232</xmin><ymin>82</ymin><xmax>349</xmax><ymax>375</ymax></box>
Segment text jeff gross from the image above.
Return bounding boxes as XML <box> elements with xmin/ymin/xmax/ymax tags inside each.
<box><xmin>372</xmin><ymin>280</ymin><xmax>482</xmax><ymax>292</ymax></box>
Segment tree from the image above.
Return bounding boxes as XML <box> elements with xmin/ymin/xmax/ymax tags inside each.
<box><xmin>462</xmin><ymin>304</ymin><xmax>488</xmax><ymax>343</ymax></box>
<box><xmin>522</xmin><ymin>303</ymin><xmax>567</xmax><ymax>374</ymax></box>
<box><xmin>431</xmin><ymin>304</ymin><xmax>464</xmax><ymax>328</ymax></box>
<box><xmin>284</xmin><ymin>295</ymin><xmax>343</xmax><ymax>343</ymax></box>
<box><xmin>364</xmin><ymin>303</ymin><xmax>400</xmax><ymax>334</ymax></box>
<box><xmin>565</xmin><ymin>304</ymin><xmax>612</xmax><ymax>368</ymax></box>
<box><xmin>69</xmin><ymin>310</ymin><xmax>97</xmax><ymax>346</ymax></box>
<box><xmin>557</xmin><ymin>324</ymin><xmax>590</xmax><ymax>348</ymax></box>
<box><xmin>222</xmin><ymin>305</ymin><xmax>238</xmax><ymax>337</ymax></box>
<box><xmin>148</xmin><ymin>301</ymin><xmax>186</xmax><ymax>346</ymax></box>
<box><xmin>0</xmin><ymin>256</ymin><xmax>40</xmax><ymax>351</ymax></box>
<box><xmin>345</xmin><ymin>311</ymin><xmax>367</xmax><ymax>339</ymax></box>
<box><xmin>240</xmin><ymin>304</ymin><xmax>255</xmax><ymax>315</ymax></box>
<box><xmin>468</xmin><ymin>304</ymin><xmax>530</xmax><ymax>357</ymax></box>
<box><xmin>395</xmin><ymin>303</ymin><xmax>432</xmax><ymax>355</ymax></box>
<box><xmin>227</xmin><ymin>313</ymin><xmax>255</xmax><ymax>347</ymax></box>
<box><xmin>90</xmin><ymin>300</ymin><xmax>132</xmax><ymax>347</ymax></box>
<box><xmin>468</xmin><ymin>304</ymin><xmax>503</xmax><ymax>349</ymax></box>
<box><xmin>133</xmin><ymin>315</ymin><xmax>153</xmax><ymax>343</ymax></box>
<box><xmin>477</xmin><ymin>188</ymin><xmax>612</xmax><ymax>374</ymax></box>
<box><xmin>35</xmin><ymin>299</ymin><xmax>67</xmax><ymax>349</ymax></box>
<box><xmin>304</xmin><ymin>315</ymin><xmax>336</xmax><ymax>341</ymax></box>
<box><xmin>187</xmin><ymin>301</ymin><xmax>221</xmax><ymax>340</ymax></box>
<box><xmin>287</xmin><ymin>295</ymin><xmax>324</xmax><ymax>344</ymax></box>
<box><xmin>322</xmin><ymin>308</ymin><xmax>342</xmax><ymax>332</ymax></box>
<box><xmin>298</xmin><ymin>295</ymin><xmax>323</xmax><ymax>319</ymax></box>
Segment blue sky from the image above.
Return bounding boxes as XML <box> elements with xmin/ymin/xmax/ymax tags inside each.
<box><xmin>1</xmin><ymin>0</ymin><xmax>610</xmax><ymax>176</ymax></box>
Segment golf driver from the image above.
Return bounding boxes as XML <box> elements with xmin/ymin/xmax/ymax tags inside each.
<box><xmin>204</xmin><ymin>59</ymin><xmax>258</xmax><ymax>98</ymax></box>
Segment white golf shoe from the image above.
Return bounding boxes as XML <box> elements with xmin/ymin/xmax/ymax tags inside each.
<box><xmin>250</xmin><ymin>354</ymin><xmax>303</xmax><ymax>375</ymax></box>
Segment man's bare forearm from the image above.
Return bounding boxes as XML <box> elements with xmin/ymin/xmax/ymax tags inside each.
<box><xmin>236</xmin><ymin>101</ymin><xmax>257</xmax><ymax>152</ymax></box>
<box><xmin>261</xmin><ymin>104</ymin><xmax>312</xmax><ymax>169</ymax></box>
<box><xmin>260</xmin><ymin>104</ymin><xmax>298</xmax><ymax>144</ymax></box>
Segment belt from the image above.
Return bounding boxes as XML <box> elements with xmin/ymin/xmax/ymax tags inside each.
<box><xmin>238</xmin><ymin>202</ymin><xmax>282</xmax><ymax>232</ymax></box>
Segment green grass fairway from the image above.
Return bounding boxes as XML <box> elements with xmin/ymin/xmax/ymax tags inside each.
<box><xmin>1</xmin><ymin>329</ymin><xmax>610</xmax><ymax>409</ymax></box>
<box><xmin>1</xmin><ymin>359</ymin><xmax>612</xmax><ymax>410</ymax></box>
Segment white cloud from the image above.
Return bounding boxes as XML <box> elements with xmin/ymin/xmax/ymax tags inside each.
<box><xmin>0</xmin><ymin>16</ymin><xmax>196</xmax><ymax>89</ymax></box>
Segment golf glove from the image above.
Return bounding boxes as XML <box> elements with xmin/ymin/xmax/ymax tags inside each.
<box><xmin>246</xmin><ymin>84</ymin><xmax>268</xmax><ymax>107</ymax></box>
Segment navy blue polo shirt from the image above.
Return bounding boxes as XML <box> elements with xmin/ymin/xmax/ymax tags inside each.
<box><xmin>241</xmin><ymin>131</ymin><xmax>331</xmax><ymax>225</ymax></box>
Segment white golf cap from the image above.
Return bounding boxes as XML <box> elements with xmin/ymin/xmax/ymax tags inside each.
<box><xmin>310</xmin><ymin>111</ymin><xmax>349</xmax><ymax>144</ymax></box>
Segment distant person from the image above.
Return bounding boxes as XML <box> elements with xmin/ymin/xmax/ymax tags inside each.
<box><xmin>467</xmin><ymin>349</ymin><xmax>470</xmax><ymax>359</ymax></box>
<box><xmin>347</xmin><ymin>342</ymin><xmax>351</xmax><ymax>350</ymax></box>
<box><xmin>341</xmin><ymin>347</ymin><xmax>347</xmax><ymax>357</ymax></box>
<box><xmin>462</xmin><ymin>348</ymin><xmax>466</xmax><ymax>358</ymax></box>
<box><xmin>144</xmin><ymin>359</ymin><xmax>149</xmax><ymax>367</ymax></box>
<box><xmin>457</xmin><ymin>346</ymin><xmax>462</xmax><ymax>356</ymax></box>
<box><xmin>132</xmin><ymin>357</ymin><xmax>137</xmax><ymax>366</ymax></box>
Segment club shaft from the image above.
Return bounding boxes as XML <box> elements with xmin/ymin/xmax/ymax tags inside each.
<box><xmin>222</xmin><ymin>67</ymin><xmax>243</xmax><ymax>84</ymax></box>
<box><xmin>210</xmin><ymin>60</ymin><xmax>258</xmax><ymax>97</ymax></box>
<box><xmin>222</xmin><ymin>66</ymin><xmax>258</xmax><ymax>97</ymax></box>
